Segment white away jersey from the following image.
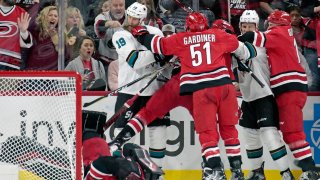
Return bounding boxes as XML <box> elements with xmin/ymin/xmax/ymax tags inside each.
<box><xmin>235</xmin><ymin>47</ymin><xmax>273</xmax><ymax>102</ymax></box>
<box><xmin>112</xmin><ymin>25</ymin><xmax>165</xmax><ymax>96</ymax></box>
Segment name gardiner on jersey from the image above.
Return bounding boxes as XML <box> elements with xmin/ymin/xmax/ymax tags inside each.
<box><xmin>183</xmin><ymin>34</ymin><xmax>216</xmax><ymax>45</ymax></box>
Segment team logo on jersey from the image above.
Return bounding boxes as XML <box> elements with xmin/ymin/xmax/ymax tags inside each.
<box><xmin>0</xmin><ymin>21</ymin><xmax>19</xmax><ymax>38</ymax></box>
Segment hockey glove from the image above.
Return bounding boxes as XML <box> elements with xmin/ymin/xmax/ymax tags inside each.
<box><xmin>154</xmin><ymin>54</ymin><xmax>173</xmax><ymax>62</ymax></box>
<box><xmin>131</xmin><ymin>25</ymin><xmax>149</xmax><ymax>36</ymax></box>
<box><xmin>237</xmin><ymin>59</ymin><xmax>250</xmax><ymax>72</ymax></box>
<box><xmin>108</xmin><ymin>126</ymin><xmax>134</xmax><ymax>154</ymax></box>
<box><xmin>131</xmin><ymin>26</ymin><xmax>149</xmax><ymax>43</ymax></box>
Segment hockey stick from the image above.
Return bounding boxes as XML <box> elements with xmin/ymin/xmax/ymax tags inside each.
<box><xmin>173</xmin><ymin>0</ymin><xmax>194</xmax><ymax>13</ymax></box>
<box><xmin>83</xmin><ymin>65</ymin><xmax>168</xmax><ymax>108</ymax></box>
<box><xmin>103</xmin><ymin>68</ymin><xmax>161</xmax><ymax>131</ymax></box>
<box><xmin>234</xmin><ymin>56</ymin><xmax>265</xmax><ymax>88</ymax></box>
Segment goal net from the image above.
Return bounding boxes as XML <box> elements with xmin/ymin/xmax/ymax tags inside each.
<box><xmin>0</xmin><ymin>71</ymin><xmax>82</xmax><ymax>180</ymax></box>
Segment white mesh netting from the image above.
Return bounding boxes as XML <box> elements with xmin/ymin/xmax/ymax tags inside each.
<box><xmin>0</xmin><ymin>72</ymin><xmax>81</xmax><ymax>180</ymax></box>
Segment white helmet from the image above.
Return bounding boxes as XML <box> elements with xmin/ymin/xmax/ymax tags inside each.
<box><xmin>126</xmin><ymin>2</ymin><xmax>147</xmax><ymax>21</ymax></box>
<box><xmin>240</xmin><ymin>10</ymin><xmax>259</xmax><ymax>27</ymax></box>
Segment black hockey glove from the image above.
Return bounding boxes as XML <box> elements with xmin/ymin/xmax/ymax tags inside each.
<box><xmin>154</xmin><ymin>54</ymin><xmax>174</xmax><ymax>62</ymax></box>
<box><xmin>233</xmin><ymin>54</ymin><xmax>250</xmax><ymax>72</ymax></box>
<box><xmin>238</xmin><ymin>31</ymin><xmax>255</xmax><ymax>43</ymax></box>
<box><xmin>237</xmin><ymin>60</ymin><xmax>250</xmax><ymax>72</ymax></box>
<box><xmin>108</xmin><ymin>126</ymin><xmax>134</xmax><ymax>153</ymax></box>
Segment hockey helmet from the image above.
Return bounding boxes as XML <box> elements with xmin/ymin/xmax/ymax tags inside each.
<box><xmin>126</xmin><ymin>2</ymin><xmax>148</xmax><ymax>22</ymax></box>
<box><xmin>240</xmin><ymin>10</ymin><xmax>259</xmax><ymax>27</ymax></box>
<box><xmin>185</xmin><ymin>12</ymin><xmax>209</xmax><ymax>32</ymax></box>
<box><xmin>267</xmin><ymin>10</ymin><xmax>291</xmax><ymax>26</ymax></box>
<box><xmin>211</xmin><ymin>19</ymin><xmax>235</xmax><ymax>34</ymax></box>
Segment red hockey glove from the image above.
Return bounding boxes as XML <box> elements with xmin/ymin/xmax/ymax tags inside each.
<box><xmin>131</xmin><ymin>25</ymin><xmax>149</xmax><ymax>37</ymax></box>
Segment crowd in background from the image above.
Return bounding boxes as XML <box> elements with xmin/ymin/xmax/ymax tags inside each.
<box><xmin>0</xmin><ymin>0</ymin><xmax>320</xmax><ymax>91</ymax></box>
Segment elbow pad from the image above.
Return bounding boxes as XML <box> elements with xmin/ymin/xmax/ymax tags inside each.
<box><xmin>244</xmin><ymin>42</ymin><xmax>257</xmax><ymax>59</ymax></box>
<box><xmin>233</xmin><ymin>41</ymin><xmax>257</xmax><ymax>61</ymax></box>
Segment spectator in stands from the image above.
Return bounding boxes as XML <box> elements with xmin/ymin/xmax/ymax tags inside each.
<box><xmin>65</xmin><ymin>36</ymin><xmax>107</xmax><ymax>91</ymax></box>
<box><xmin>68</xmin><ymin>0</ymin><xmax>99</xmax><ymax>35</ymax></box>
<box><xmin>138</xmin><ymin>0</ymin><xmax>163</xmax><ymax>29</ymax></box>
<box><xmin>287</xmin><ymin>5</ymin><xmax>320</xmax><ymax>91</ymax></box>
<box><xmin>94</xmin><ymin>0</ymin><xmax>125</xmax><ymax>63</ymax></box>
<box><xmin>65</xmin><ymin>6</ymin><xmax>87</xmax><ymax>62</ymax></box>
<box><xmin>0</xmin><ymin>0</ymin><xmax>33</xmax><ymax>70</ymax></box>
<box><xmin>25</xmin><ymin>5</ymin><xmax>60</xmax><ymax>70</ymax></box>
<box><xmin>299</xmin><ymin>0</ymin><xmax>320</xmax><ymax>17</ymax></box>
<box><xmin>158</xmin><ymin>0</ymin><xmax>215</xmax><ymax>32</ymax></box>
<box><xmin>100</xmin><ymin>0</ymin><xmax>111</xmax><ymax>14</ymax></box>
<box><xmin>107</xmin><ymin>60</ymin><xmax>118</xmax><ymax>91</ymax></box>
<box><xmin>258</xmin><ymin>0</ymin><xmax>302</xmax><ymax>30</ymax></box>
<box><xmin>161</xmin><ymin>23</ymin><xmax>176</xmax><ymax>36</ymax></box>
<box><xmin>214</xmin><ymin>0</ymin><xmax>266</xmax><ymax>34</ymax></box>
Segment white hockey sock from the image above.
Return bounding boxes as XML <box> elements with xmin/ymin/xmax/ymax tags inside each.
<box><xmin>260</xmin><ymin>127</ymin><xmax>289</xmax><ymax>171</ymax></box>
<box><xmin>246</xmin><ymin>147</ymin><xmax>264</xmax><ymax>170</ymax></box>
<box><xmin>149</xmin><ymin>126</ymin><xmax>167</xmax><ymax>168</ymax></box>
<box><xmin>242</xmin><ymin>127</ymin><xmax>264</xmax><ymax>170</ymax></box>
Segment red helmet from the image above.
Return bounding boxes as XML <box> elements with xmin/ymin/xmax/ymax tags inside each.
<box><xmin>267</xmin><ymin>10</ymin><xmax>291</xmax><ymax>26</ymax></box>
<box><xmin>211</xmin><ymin>19</ymin><xmax>235</xmax><ymax>34</ymax></box>
<box><xmin>185</xmin><ymin>12</ymin><xmax>209</xmax><ymax>32</ymax></box>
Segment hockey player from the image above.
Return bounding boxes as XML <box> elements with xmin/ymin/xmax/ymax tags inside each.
<box><xmin>82</xmin><ymin>110</ymin><xmax>163</xmax><ymax>180</ymax></box>
<box><xmin>0</xmin><ymin>0</ymin><xmax>33</xmax><ymax>70</ymax></box>
<box><xmin>110</xmin><ymin>12</ymin><xmax>257</xmax><ymax>180</ymax></box>
<box><xmin>236</xmin><ymin>10</ymin><xmax>294</xmax><ymax>180</ymax></box>
<box><xmin>238</xmin><ymin>10</ymin><xmax>320</xmax><ymax>179</ymax></box>
<box><xmin>109</xmin><ymin>19</ymin><xmax>248</xmax><ymax>180</ymax></box>
<box><xmin>111</xmin><ymin>2</ymin><xmax>171</xmax><ymax>169</ymax></box>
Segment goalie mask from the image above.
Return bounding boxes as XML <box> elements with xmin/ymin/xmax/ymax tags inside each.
<box><xmin>267</xmin><ymin>10</ymin><xmax>291</xmax><ymax>26</ymax></box>
<box><xmin>239</xmin><ymin>10</ymin><xmax>259</xmax><ymax>28</ymax></box>
<box><xmin>126</xmin><ymin>2</ymin><xmax>148</xmax><ymax>23</ymax></box>
<box><xmin>185</xmin><ymin>12</ymin><xmax>209</xmax><ymax>32</ymax></box>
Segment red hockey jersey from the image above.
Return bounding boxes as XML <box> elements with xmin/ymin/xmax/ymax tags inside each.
<box><xmin>249</xmin><ymin>26</ymin><xmax>308</xmax><ymax>95</ymax></box>
<box><xmin>0</xmin><ymin>5</ymin><xmax>26</xmax><ymax>69</ymax></box>
<box><xmin>148</xmin><ymin>28</ymin><xmax>238</xmax><ymax>94</ymax></box>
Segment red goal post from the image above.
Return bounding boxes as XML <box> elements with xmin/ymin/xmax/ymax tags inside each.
<box><xmin>0</xmin><ymin>71</ymin><xmax>82</xmax><ymax>180</ymax></box>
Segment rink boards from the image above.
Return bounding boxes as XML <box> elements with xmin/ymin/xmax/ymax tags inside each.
<box><xmin>83</xmin><ymin>92</ymin><xmax>320</xmax><ymax>179</ymax></box>
<box><xmin>1</xmin><ymin>92</ymin><xmax>318</xmax><ymax>179</ymax></box>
